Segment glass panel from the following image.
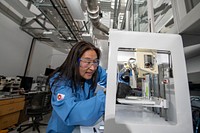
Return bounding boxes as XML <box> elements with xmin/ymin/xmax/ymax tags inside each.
<box><xmin>132</xmin><ymin>0</ymin><xmax>148</xmax><ymax>32</ymax></box>
<box><xmin>153</xmin><ymin>0</ymin><xmax>174</xmax><ymax>33</ymax></box>
<box><xmin>131</xmin><ymin>0</ymin><xmax>174</xmax><ymax>33</ymax></box>
<box><xmin>185</xmin><ymin>0</ymin><xmax>200</xmax><ymax>13</ymax></box>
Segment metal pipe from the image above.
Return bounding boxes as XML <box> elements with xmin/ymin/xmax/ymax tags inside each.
<box><xmin>113</xmin><ymin>0</ymin><xmax>118</xmax><ymax>29</ymax></box>
<box><xmin>121</xmin><ymin>0</ymin><xmax>131</xmax><ymax>30</ymax></box>
<box><xmin>147</xmin><ymin>0</ymin><xmax>155</xmax><ymax>32</ymax></box>
<box><xmin>116</xmin><ymin>0</ymin><xmax>122</xmax><ymax>29</ymax></box>
<box><xmin>86</xmin><ymin>0</ymin><xmax>109</xmax><ymax>35</ymax></box>
<box><xmin>125</xmin><ymin>10</ymin><xmax>130</xmax><ymax>30</ymax></box>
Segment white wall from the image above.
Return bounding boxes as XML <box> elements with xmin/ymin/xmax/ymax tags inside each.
<box><xmin>0</xmin><ymin>13</ymin><xmax>55</xmax><ymax>80</ymax></box>
<box><xmin>50</xmin><ymin>49</ymin><xmax>68</xmax><ymax>69</ymax></box>
<box><xmin>0</xmin><ymin>13</ymin><xmax>32</xmax><ymax>76</ymax></box>
<box><xmin>186</xmin><ymin>55</ymin><xmax>200</xmax><ymax>73</ymax></box>
<box><xmin>96</xmin><ymin>40</ymin><xmax>109</xmax><ymax>69</ymax></box>
<box><xmin>27</xmin><ymin>40</ymin><xmax>53</xmax><ymax>79</ymax></box>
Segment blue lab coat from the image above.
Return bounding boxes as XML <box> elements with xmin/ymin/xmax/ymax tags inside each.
<box><xmin>46</xmin><ymin>66</ymin><xmax>107</xmax><ymax>133</ymax></box>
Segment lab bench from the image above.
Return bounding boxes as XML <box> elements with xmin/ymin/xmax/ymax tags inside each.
<box><xmin>0</xmin><ymin>95</ymin><xmax>25</xmax><ymax>130</ymax></box>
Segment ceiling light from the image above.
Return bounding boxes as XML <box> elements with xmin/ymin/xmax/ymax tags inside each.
<box><xmin>6</xmin><ymin>0</ymin><xmax>35</xmax><ymax>18</ymax></box>
<box><xmin>63</xmin><ymin>0</ymin><xmax>85</xmax><ymax>21</ymax></box>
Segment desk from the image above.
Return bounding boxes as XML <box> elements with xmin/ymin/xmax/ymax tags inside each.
<box><xmin>0</xmin><ymin>96</ymin><xmax>25</xmax><ymax>130</ymax></box>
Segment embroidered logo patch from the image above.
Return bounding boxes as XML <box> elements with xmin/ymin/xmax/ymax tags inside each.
<box><xmin>57</xmin><ymin>93</ymin><xmax>65</xmax><ymax>101</ymax></box>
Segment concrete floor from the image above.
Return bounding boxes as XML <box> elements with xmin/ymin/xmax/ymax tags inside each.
<box><xmin>10</xmin><ymin>113</ymin><xmax>51</xmax><ymax>133</ymax></box>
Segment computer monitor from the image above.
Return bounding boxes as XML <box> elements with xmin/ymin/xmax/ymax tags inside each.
<box><xmin>44</xmin><ymin>68</ymin><xmax>55</xmax><ymax>76</ymax></box>
<box><xmin>17</xmin><ymin>76</ymin><xmax>33</xmax><ymax>92</ymax></box>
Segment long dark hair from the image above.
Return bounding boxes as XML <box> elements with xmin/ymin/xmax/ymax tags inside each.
<box><xmin>48</xmin><ymin>41</ymin><xmax>101</xmax><ymax>91</ymax></box>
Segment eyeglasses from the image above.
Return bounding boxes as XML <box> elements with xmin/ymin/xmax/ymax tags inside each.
<box><xmin>79</xmin><ymin>58</ymin><xmax>99</xmax><ymax>68</ymax></box>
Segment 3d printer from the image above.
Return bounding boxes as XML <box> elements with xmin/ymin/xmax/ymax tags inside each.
<box><xmin>104</xmin><ymin>30</ymin><xmax>193</xmax><ymax>133</ymax></box>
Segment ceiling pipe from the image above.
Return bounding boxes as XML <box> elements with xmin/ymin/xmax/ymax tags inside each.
<box><xmin>86</xmin><ymin>0</ymin><xmax>109</xmax><ymax>35</ymax></box>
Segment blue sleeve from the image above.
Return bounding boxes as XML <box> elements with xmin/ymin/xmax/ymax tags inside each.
<box><xmin>67</xmin><ymin>90</ymin><xmax>105</xmax><ymax>126</ymax></box>
<box><xmin>97</xmin><ymin>66</ymin><xmax>107</xmax><ymax>88</ymax></box>
<box><xmin>50</xmin><ymin>78</ymin><xmax>105</xmax><ymax>126</ymax></box>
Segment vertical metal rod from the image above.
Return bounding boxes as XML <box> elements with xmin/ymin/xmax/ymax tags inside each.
<box><xmin>113</xmin><ymin>0</ymin><xmax>118</xmax><ymax>29</ymax></box>
<box><xmin>116</xmin><ymin>0</ymin><xmax>121</xmax><ymax>29</ymax></box>
<box><xmin>125</xmin><ymin>10</ymin><xmax>130</xmax><ymax>30</ymax></box>
<box><xmin>147</xmin><ymin>0</ymin><xmax>155</xmax><ymax>32</ymax></box>
<box><xmin>135</xmin><ymin>2</ymin><xmax>140</xmax><ymax>31</ymax></box>
<box><xmin>24</xmin><ymin>38</ymin><xmax>36</xmax><ymax>76</ymax></box>
<box><xmin>131</xmin><ymin>0</ymin><xmax>134</xmax><ymax>31</ymax></box>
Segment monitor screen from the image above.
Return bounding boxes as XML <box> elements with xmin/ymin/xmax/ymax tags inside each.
<box><xmin>17</xmin><ymin>76</ymin><xmax>33</xmax><ymax>92</ymax></box>
<box><xmin>44</xmin><ymin>68</ymin><xmax>55</xmax><ymax>76</ymax></box>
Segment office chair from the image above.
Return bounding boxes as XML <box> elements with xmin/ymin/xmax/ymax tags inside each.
<box><xmin>17</xmin><ymin>91</ymin><xmax>52</xmax><ymax>133</ymax></box>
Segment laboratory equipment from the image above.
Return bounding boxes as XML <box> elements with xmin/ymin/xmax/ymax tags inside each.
<box><xmin>104</xmin><ymin>30</ymin><xmax>193</xmax><ymax>133</ymax></box>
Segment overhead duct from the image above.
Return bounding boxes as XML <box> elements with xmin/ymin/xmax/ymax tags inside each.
<box><xmin>63</xmin><ymin>0</ymin><xmax>85</xmax><ymax>21</ymax></box>
<box><xmin>86</xmin><ymin>0</ymin><xmax>109</xmax><ymax>35</ymax></box>
<box><xmin>184</xmin><ymin>43</ymin><xmax>200</xmax><ymax>59</ymax></box>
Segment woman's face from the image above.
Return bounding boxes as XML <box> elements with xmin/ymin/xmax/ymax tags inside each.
<box><xmin>79</xmin><ymin>50</ymin><xmax>99</xmax><ymax>80</ymax></box>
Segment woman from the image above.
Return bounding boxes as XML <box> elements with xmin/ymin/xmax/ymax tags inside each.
<box><xmin>46</xmin><ymin>41</ymin><xmax>107</xmax><ymax>133</ymax></box>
